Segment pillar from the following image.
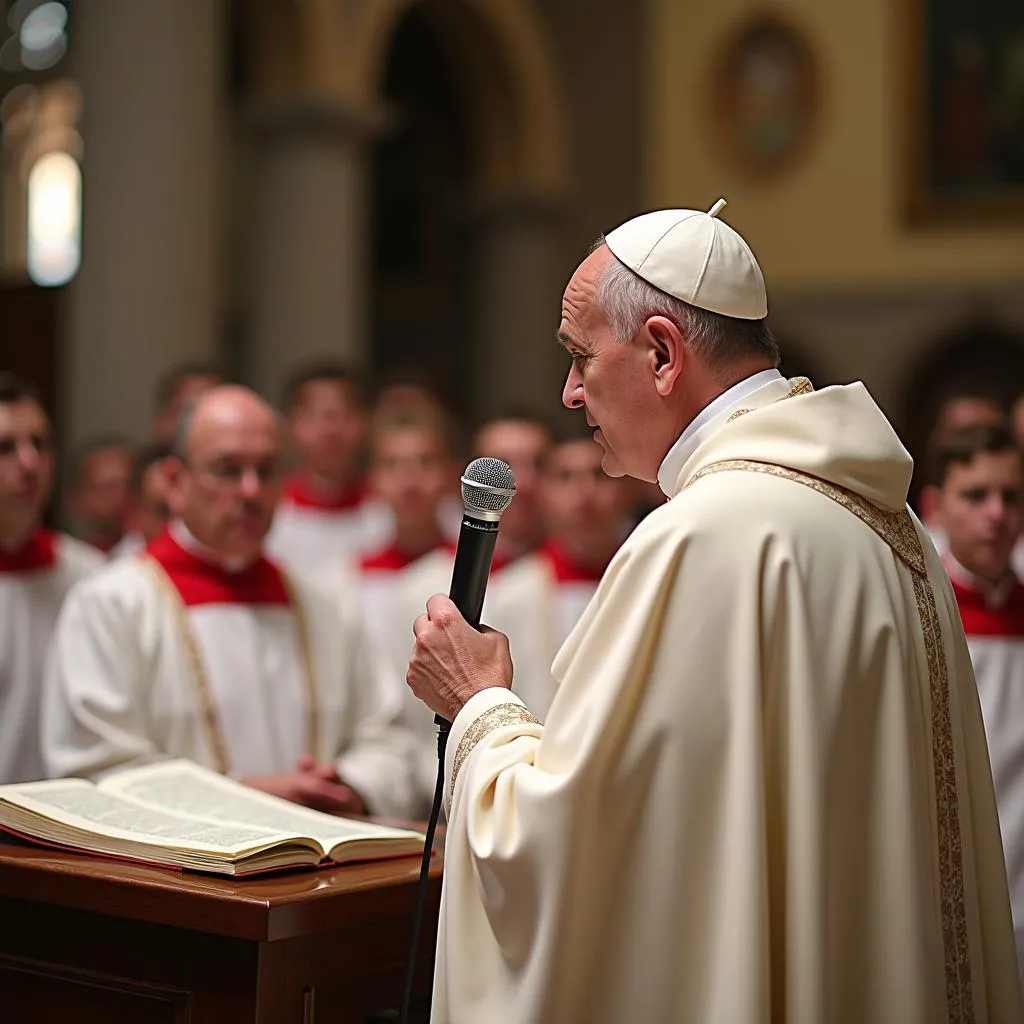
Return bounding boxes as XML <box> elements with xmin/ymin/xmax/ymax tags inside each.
<box><xmin>471</xmin><ymin>193</ymin><xmax>567</xmax><ymax>417</ymax></box>
<box><xmin>244</xmin><ymin>99</ymin><xmax>379</xmax><ymax>402</ymax></box>
<box><xmin>65</xmin><ymin>0</ymin><xmax>225</xmax><ymax>446</ymax></box>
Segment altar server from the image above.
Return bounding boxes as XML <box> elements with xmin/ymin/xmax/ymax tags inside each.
<box><xmin>472</xmin><ymin>412</ymin><xmax>552</xmax><ymax>567</ymax></box>
<box><xmin>109</xmin><ymin>441</ymin><xmax>173</xmax><ymax>559</ymax></box>
<box><xmin>927</xmin><ymin>422</ymin><xmax>1024</xmax><ymax>994</ymax></box>
<box><xmin>66</xmin><ymin>436</ymin><xmax>134</xmax><ymax>554</ymax></box>
<box><xmin>0</xmin><ymin>375</ymin><xmax>103</xmax><ymax>783</ymax></box>
<box><xmin>358</xmin><ymin>413</ymin><xmax>460</xmax><ymax>810</ymax></box>
<box><xmin>43</xmin><ymin>386</ymin><xmax>417</xmax><ymax>818</ymax></box>
<box><xmin>267</xmin><ymin>363</ymin><xmax>391</xmax><ymax>577</ymax></box>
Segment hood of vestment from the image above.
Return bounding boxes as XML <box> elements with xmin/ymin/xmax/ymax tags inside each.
<box><xmin>667</xmin><ymin>377</ymin><xmax>913</xmax><ymax>511</ymax></box>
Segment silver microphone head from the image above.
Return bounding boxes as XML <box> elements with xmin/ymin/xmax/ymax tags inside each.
<box><xmin>461</xmin><ymin>458</ymin><xmax>516</xmax><ymax>522</ymax></box>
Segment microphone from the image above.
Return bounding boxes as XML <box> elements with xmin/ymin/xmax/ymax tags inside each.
<box><xmin>399</xmin><ymin>458</ymin><xmax>515</xmax><ymax>1024</ymax></box>
<box><xmin>435</xmin><ymin>457</ymin><xmax>517</xmax><ymax>740</ymax></box>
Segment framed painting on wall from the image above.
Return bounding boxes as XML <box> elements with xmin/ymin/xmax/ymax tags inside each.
<box><xmin>709</xmin><ymin>14</ymin><xmax>820</xmax><ymax>180</ymax></box>
<box><xmin>904</xmin><ymin>0</ymin><xmax>1024</xmax><ymax>223</ymax></box>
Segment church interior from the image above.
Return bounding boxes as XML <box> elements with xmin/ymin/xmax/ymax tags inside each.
<box><xmin>1</xmin><ymin>0</ymin><xmax>1022</xmax><ymax>460</ymax></box>
<box><xmin>1</xmin><ymin>0</ymin><xmax>1024</xmax><ymax>1019</ymax></box>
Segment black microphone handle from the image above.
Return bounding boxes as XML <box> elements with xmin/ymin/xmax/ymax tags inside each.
<box><xmin>435</xmin><ymin>514</ymin><xmax>500</xmax><ymax>735</ymax></box>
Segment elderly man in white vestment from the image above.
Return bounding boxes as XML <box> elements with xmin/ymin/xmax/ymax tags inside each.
<box><xmin>0</xmin><ymin>375</ymin><xmax>103</xmax><ymax>784</ymax></box>
<box><xmin>42</xmin><ymin>386</ymin><xmax>418</xmax><ymax>818</ymax></box>
<box><xmin>406</xmin><ymin>200</ymin><xmax>1024</xmax><ymax>1023</ymax></box>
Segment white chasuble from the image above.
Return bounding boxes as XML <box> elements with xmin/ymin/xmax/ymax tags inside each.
<box><xmin>0</xmin><ymin>531</ymin><xmax>103</xmax><ymax>783</ymax></box>
<box><xmin>41</xmin><ymin>530</ymin><xmax>419</xmax><ymax>818</ymax></box>
<box><xmin>266</xmin><ymin>474</ymin><xmax>394</xmax><ymax>580</ymax></box>
<box><xmin>433</xmin><ymin>378</ymin><xmax>1023</xmax><ymax>1024</ymax></box>
<box><xmin>950</xmin><ymin>563</ymin><xmax>1024</xmax><ymax>996</ymax></box>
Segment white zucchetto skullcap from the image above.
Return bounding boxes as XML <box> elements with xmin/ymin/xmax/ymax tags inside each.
<box><xmin>604</xmin><ymin>198</ymin><xmax>768</xmax><ymax>320</ymax></box>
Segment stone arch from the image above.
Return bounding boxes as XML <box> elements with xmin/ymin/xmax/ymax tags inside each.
<box><xmin>237</xmin><ymin>0</ymin><xmax>310</xmax><ymax>98</ymax></box>
<box><xmin>352</xmin><ymin>0</ymin><xmax>567</xmax><ymax>195</ymax></box>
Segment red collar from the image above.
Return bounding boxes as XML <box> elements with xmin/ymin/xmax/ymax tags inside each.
<box><xmin>360</xmin><ymin>540</ymin><xmax>454</xmax><ymax>573</ymax></box>
<box><xmin>282</xmin><ymin>474</ymin><xmax>368</xmax><ymax>512</ymax></box>
<box><xmin>146</xmin><ymin>531</ymin><xmax>289</xmax><ymax>608</ymax></box>
<box><xmin>950</xmin><ymin>576</ymin><xmax>1024</xmax><ymax>638</ymax></box>
<box><xmin>538</xmin><ymin>540</ymin><xmax>609</xmax><ymax>584</ymax></box>
<box><xmin>0</xmin><ymin>528</ymin><xmax>57</xmax><ymax>574</ymax></box>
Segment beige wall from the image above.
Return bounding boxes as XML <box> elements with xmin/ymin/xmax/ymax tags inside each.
<box><xmin>646</xmin><ymin>0</ymin><xmax>1024</xmax><ymax>292</ymax></box>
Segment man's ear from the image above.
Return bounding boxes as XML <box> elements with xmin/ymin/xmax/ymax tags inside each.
<box><xmin>162</xmin><ymin>456</ymin><xmax>188</xmax><ymax>516</ymax></box>
<box><xmin>645</xmin><ymin>316</ymin><xmax>686</xmax><ymax>397</ymax></box>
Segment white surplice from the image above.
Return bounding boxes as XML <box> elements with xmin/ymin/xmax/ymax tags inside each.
<box><xmin>0</xmin><ymin>530</ymin><xmax>104</xmax><ymax>783</ymax></box>
<box><xmin>109</xmin><ymin>531</ymin><xmax>146</xmax><ymax>560</ymax></box>
<box><xmin>432</xmin><ymin>376</ymin><xmax>1023</xmax><ymax>1024</ymax></box>
<box><xmin>265</xmin><ymin>474</ymin><xmax>394</xmax><ymax>580</ymax></box>
<box><xmin>947</xmin><ymin>556</ymin><xmax>1024</xmax><ymax>996</ymax></box>
<box><xmin>41</xmin><ymin>527</ymin><xmax>419</xmax><ymax>818</ymax></box>
<box><xmin>357</xmin><ymin>543</ymin><xmax>463</xmax><ymax>815</ymax></box>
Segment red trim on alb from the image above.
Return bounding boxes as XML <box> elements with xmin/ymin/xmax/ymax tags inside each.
<box><xmin>146</xmin><ymin>531</ymin><xmax>290</xmax><ymax>608</ymax></box>
<box><xmin>282</xmin><ymin>475</ymin><xmax>368</xmax><ymax>512</ymax></box>
<box><xmin>360</xmin><ymin>540</ymin><xmax>453</xmax><ymax>573</ymax></box>
<box><xmin>950</xmin><ymin>578</ymin><xmax>1024</xmax><ymax>638</ymax></box>
<box><xmin>0</xmin><ymin>528</ymin><xmax>56</xmax><ymax>574</ymax></box>
<box><xmin>538</xmin><ymin>540</ymin><xmax>609</xmax><ymax>584</ymax></box>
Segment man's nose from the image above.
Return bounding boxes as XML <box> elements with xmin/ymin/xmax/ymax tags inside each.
<box><xmin>562</xmin><ymin>366</ymin><xmax>583</xmax><ymax>409</ymax></box>
<box><xmin>985</xmin><ymin>494</ymin><xmax>1009</xmax><ymax>521</ymax></box>
<box><xmin>240</xmin><ymin>468</ymin><xmax>262</xmax><ymax>498</ymax></box>
<box><xmin>17</xmin><ymin>441</ymin><xmax>40</xmax><ymax>474</ymax></box>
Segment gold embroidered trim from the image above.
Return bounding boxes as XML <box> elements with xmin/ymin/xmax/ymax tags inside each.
<box><xmin>280</xmin><ymin>570</ymin><xmax>322</xmax><ymax>764</ymax></box>
<box><xmin>785</xmin><ymin>376</ymin><xmax>814</xmax><ymax>398</ymax></box>
<box><xmin>451</xmin><ymin>702</ymin><xmax>540</xmax><ymax>796</ymax></box>
<box><xmin>727</xmin><ymin>377</ymin><xmax>812</xmax><ymax>424</ymax></box>
<box><xmin>141</xmin><ymin>557</ymin><xmax>321</xmax><ymax>774</ymax></box>
<box><xmin>691</xmin><ymin>460</ymin><xmax>925</xmax><ymax>574</ymax></box>
<box><xmin>685</xmin><ymin>460</ymin><xmax>972</xmax><ymax>1022</ymax></box>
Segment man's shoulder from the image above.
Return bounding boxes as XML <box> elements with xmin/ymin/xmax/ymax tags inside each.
<box><xmin>636</xmin><ymin>466</ymin><xmax>795</xmax><ymax>534</ymax></box>
<box><xmin>624</xmin><ymin>463</ymin><xmax>873</xmax><ymax>569</ymax></box>
<box><xmin>63</xmin><ymin>552</ymin><xmax>160</xmax><ymax>606</ymax></box>
<box><xmin>665</xmin><ymin>462</ymin><xmax>884</xmax><ymax>528</ymax></box>
<box><xmin>55</xmin><ymin>534</ymin><xmax>107</xmax><ymax>576</ymax></box>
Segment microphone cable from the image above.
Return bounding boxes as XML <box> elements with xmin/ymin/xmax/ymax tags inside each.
<box><xmin>397</xmin><ymin>724</ymin><xmax>448</xmax><ymax>1024</ymax></box>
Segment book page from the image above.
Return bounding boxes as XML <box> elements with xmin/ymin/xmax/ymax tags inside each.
<box><xmin>0</xmin><ymin>779</ymin><xmax>307</xmax><ymax>855</ymax></box>
<box><xmin>99</xmin><ymin>760</ymin><xmax>421</xmax><ymax>849</ymax></box>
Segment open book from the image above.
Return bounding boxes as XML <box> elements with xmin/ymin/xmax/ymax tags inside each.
<box><xmin>0</xmin><ymin>760</ymin><xmax>426</xmax><ymax>876</ymax></box>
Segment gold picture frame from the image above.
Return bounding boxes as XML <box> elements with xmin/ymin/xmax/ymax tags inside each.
<box><xmin>902</xmin><ymin>0</ymin><xmax>1024</xmax><ymax>224</ymax></box>
<box><xmin>709</xmin><ymin>13</ymin><xmax>820</xmax><ymax>180</ymax></box>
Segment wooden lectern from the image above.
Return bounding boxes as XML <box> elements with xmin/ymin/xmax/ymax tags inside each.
<box><xmin>0</xmin><ymin>839</ymin><xmax>441</xmax><ymax>1022</ymax></box>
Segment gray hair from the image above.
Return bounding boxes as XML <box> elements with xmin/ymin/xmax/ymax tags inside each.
<box><xmin>595</xmin><ymin>248</ymin><xmax>780</xmax><ymax>369</ymax></box>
